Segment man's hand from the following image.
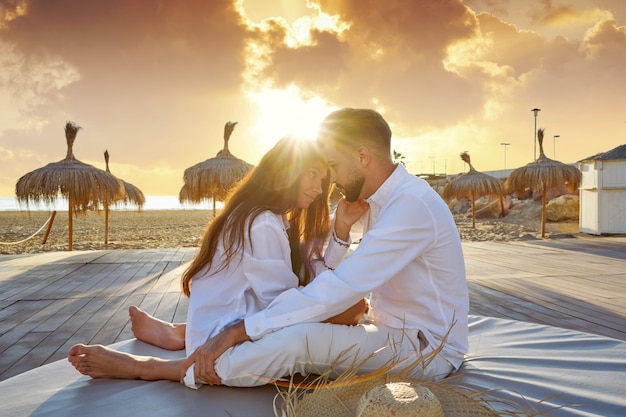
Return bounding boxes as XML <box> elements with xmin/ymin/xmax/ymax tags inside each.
<box><xmin>334</xmin><ymin>198</ymin><xmax>369</xmax><ymax>241</ymax></box>
<box><xmin>325</xmin><ymin>297</ymin><xmax>370</xmax><ymax>326</ymax></box>
<box><xmin>180</xmin><ymin>321</ymin><xmax>250</xmax><ymax>385</ymax></box>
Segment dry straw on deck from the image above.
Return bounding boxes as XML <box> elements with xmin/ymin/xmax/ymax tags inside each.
<box><xmin>442</xmin><ymin>152</ymin><xmax>506</xmax><ymax>228</ymax></box>
<box><xmin>179</xmin><ymin>121</ymin><xmax>253</xmax><ymax>216</ymax></box>
<box><xmin>103</xmin><ymin>150</ymin><xmax>145</xmax><ymax>244</ymax></box>
<box><xmin>15</xmin><ymin>121</ymin><xmax>123</xmax><ymax>250</ymax></box>
<box><xmin>505</xmin><ymin>129</ymin><xmax>581</xmax><ymax>237</ymax></box>
<box><xmin>274</xmin><ymin>340</ymin><xmax>549</xmax><ymax>417</ymax></box>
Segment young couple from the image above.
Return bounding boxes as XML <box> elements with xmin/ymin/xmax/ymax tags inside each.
<box><xmin>68</xmin><ymin>108</ymin><xmax>469</xmax><ymax>388</ymax></box>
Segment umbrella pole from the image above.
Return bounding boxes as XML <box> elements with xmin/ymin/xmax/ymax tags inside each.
<box><xmin>541</xmin><ymin>187</ymin><xmax>547</xmax><ymax>238</ymax></box>
<box><xmin>42</xmin><ymin>211</ymin><xmax>57</xmax><ymax>244</ymax></box>
<box><xmin>471</xmin><ymin>192</ymin><xmax>476</xmax><ymax>229</ymax></box>
<box><xmin>68</xmin><ymin>196</ymin><xmax>73</xmax><ymax>251</ymax></box>
<box><xmin>105</xmin><ymin>205</ymin><xmax>109</xmax><ymax>245</ymax></box>
<box><xmin>499</xmin><ymin>196</ymin><xmax>505</xmax><ymax>218</ymax></box>
<box><xmin>212</xmin><ymin>194</ymin><xmax>216</xmax><ymax>218</ymax></box>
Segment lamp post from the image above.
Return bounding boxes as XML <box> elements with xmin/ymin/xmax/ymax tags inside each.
<box><xmin>500</xmin><ymin>142</ymin><xmax>510</xmax><ymax>169</ymax></box>
<box><xmin>531</xmin><ymin>108</ymin><xmax>541</xmax><ymax>160</ymax></box>
<box><xmin>553</xmin><ymin>135</ymin><xmax>560</xmax><ymax>159</ymax></box>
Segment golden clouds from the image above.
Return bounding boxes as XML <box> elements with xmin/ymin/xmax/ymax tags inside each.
<box><xmin>0</xmin><ymin>0</ymin><xmax>27</xmax><ymax>29</ymax></box>
<box><xmin>584</xmin><ymin>18</ymin><xmax>626</xmax><ymax>62</ymax></box>
<box><xmin>0</xmin><ymin>0</ymin><xmax>625</xmax><ymax>196</ymax></box>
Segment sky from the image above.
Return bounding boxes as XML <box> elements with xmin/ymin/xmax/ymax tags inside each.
<box><xmin>1</xmin><ymin>0</ymin><xmax>625</xmax><ymax>197</ymax></box>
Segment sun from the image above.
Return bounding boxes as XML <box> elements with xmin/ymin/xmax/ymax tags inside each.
<box><xmin>247</xmin><ymin>85</ymin><xmax>335</xmax><ymax>151</ymax></box>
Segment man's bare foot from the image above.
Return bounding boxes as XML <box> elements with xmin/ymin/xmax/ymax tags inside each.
<box><xmin>68</xmin><ymin>344</ymin><xmax>182</xmax><ymax>381</ymax></box>
<box><xmin>129</xmin><ymin>306</ymin><xmax>185</xmax><ymax>351</ymax></box>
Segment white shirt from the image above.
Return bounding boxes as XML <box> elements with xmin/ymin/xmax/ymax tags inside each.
<box><xmin>185</xmin><ymin>211</ymin><xmax>348</xmax><ymax>356</ymax></box>
<box><xmin>244</xmin><ymin>165</ymin><xmax>470</xmax><ymax>368</ymax></box>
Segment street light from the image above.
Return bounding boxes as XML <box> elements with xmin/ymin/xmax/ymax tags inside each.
<box><xmin>553</xmin><ymin>135</ymin><xmax>560</xmax><ymax>159</ymax></box>
<box><xmin>531</xmin><ymin>108</ymin><xmax>541</xmax><ymax>160</ymax></box>
<box><xmin>500</xmin><ymin>142</ymin><xmax>510</xmax><ymax>169</ymax></box>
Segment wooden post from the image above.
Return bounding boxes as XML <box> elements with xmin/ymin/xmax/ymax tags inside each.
<box><xmin>42</xmin><ymin>211</ymin><xmax>57</xmax><ymax>244</ymax></box>
<box><xmin>471</xmin><ymin>191</ymin><xmax>476</xmax><ymax>229</ymax></box>
<box><xmin>541</xmin><ymin>187</ymin><xmax>547</xmax><ymax>238</ymax></box>
<box><xmin>105</xmin><ymin>205</ymin><xmax>109</xmax><ymax>245</ymax></box>
<box><xmin>68</xmin><ymin>196</ymin><xmax>73</xmax><ymax>251</ymax></box>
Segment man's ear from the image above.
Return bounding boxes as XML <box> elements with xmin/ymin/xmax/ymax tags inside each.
<box><xmin>356</xmin><ymin>147</ymin><xmax>371</xmax><ymax>167</ymax></box>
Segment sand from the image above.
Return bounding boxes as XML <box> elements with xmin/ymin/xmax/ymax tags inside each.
<box><xmin>0</xmin><ymin>204</ymin><xmax>581</xmax><ymax>256</ymax></box>
<box><xmin>0</xmin><ymin>210</ymin><xmax>212</xmax><ymax>255</ymax></box>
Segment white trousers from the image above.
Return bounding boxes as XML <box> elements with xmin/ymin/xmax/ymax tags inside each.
<box><xmin>214</xmin><ymin>322</ymin><xmax>453</xmax><ymax>387</ymax></box>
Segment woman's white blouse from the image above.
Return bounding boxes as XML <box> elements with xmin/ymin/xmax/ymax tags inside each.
<box><xmin>185</xmin><ymin>211</ymin><xmax>348</xmax><ymax>356</ymax></box>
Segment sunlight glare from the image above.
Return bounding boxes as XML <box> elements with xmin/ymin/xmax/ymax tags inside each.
<box><xmin>247</xmin><ymin>85</ymin><xmax>335</xmax><ymax>150</ymax></box>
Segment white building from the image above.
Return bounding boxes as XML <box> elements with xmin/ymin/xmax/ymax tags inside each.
<box><xmin>578</xmin><ymin>144</ymin><xmax>626</xmax><ymax>235</ymax></box>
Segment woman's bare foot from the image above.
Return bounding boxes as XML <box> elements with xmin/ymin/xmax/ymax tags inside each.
<box><xmin>68</xmin><ymin>344</ymin><xmax>181</xmax><ymax>381</ymax></box>
<box><xmin>129</xmin><ymin>306</ymin><xmax>186</xmax><ymax>351</ymax></box>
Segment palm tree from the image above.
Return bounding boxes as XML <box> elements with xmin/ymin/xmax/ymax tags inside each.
<box><xmin>393</xmin><ymin>149</ymin><xmax>407</xmax><ymax>167</ymax></box>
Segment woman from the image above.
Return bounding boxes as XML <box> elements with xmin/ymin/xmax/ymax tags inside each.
<box><xmin>68</xmin><ymin>136</ymin><xmax>367</xmax><ymax>385</ymax></box>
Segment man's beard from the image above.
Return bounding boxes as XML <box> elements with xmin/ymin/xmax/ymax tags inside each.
<box><xmin>342</xmin><ymin>170</ymin><xmax>365</xmax><ymax>202</ymax></box>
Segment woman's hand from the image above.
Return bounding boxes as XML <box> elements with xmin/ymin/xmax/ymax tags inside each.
<box><xmin>180</xmin><ymin>321</ymin><xmax>250</xmax><ymax>385</ymax></box>
<box><xmin>334</xmin><ymin>198</ymin><xmax>369</xmax><ymax>241</ymax></box>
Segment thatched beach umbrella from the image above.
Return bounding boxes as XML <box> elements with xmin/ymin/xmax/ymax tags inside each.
<box><xmin>442</xmin><ymin>152</ymin><xmax>506</xmax><ymax>228</ymax></box>
<box><xmin>505</xmin><ymin>128</ymin><xmax>581</xmax><ymax>237</ymax></box>
<box><xmin>103</xmin><ymin>150</ymin><xmax>146</xmax><ymax>244</ymax></box>
<box><xmin>15</xmin><ymin>121</ymin><xmax>123</xmax><ymax>251</ymax></box>
<box><xmin>179</xmin><ymin>121</ymin><xmax>253</xmax><ymax>216</ymax></box>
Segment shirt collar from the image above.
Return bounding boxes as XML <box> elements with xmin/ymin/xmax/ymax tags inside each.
<box><xmin>364</xmin><ymin>164</ymin><xmax>408</xmax><ymax>227</ymax></box>
<box><xmin>366</xmin><ymin>163</ymin><xmax>407</xmax><ymax>209</ymax></box>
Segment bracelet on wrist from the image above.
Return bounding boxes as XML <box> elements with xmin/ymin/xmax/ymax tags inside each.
<box><xmin>332</xmin><ymin>230</ymin><xmax>350</xmax><ymax>248</ymax></box>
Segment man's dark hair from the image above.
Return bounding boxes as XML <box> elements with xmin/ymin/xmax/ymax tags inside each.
<box><xmin>317</xmin><ymin>108</ymin><xmax>392</xmax><ymax>152</ymax></box>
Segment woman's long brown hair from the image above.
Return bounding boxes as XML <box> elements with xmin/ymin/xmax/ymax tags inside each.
<box><xmin>181</xmin><ymin>136</ymin><xmax>331</xmax><ymax>297</ymax></box>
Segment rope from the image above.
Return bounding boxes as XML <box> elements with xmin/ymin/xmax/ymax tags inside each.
<box><xmin>0</xmin><ymin>212</ymin><xmax>55</xmax><ymax>245</ymax></box>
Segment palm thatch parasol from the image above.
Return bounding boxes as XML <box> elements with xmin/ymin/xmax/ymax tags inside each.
<box><xmin>442</xmin><ymin>152</ymin><xmax>506</xmax><ymax>228</ymax></box>
<box><xmin>103</xmin><ymin>150</ymin><xmax>146</xmax><ymax>244</ymax></box>
<box><xmin>179</xmin><ymin>121</ymin><xmax>253</xmax><ymax>216</ymax></box>
<box><xmin>15</xmin><ymin>121</ymin><xmax>123</xmax><ymax>251</ymax></box>
<box><xmin>505</xmin><ymin>128</ymin><xmax>581</xmax><ymax>237</ymax></box>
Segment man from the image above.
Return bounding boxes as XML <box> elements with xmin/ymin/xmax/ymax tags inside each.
<box><xmin>184</xmin><ymin>108</ymin><xmax>469</xmax><ymax>387</ymax></box>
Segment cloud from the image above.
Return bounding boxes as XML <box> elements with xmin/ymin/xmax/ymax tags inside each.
<box><xmin>0</xmin><ymin>40</ymin><xmax>80</xmax><ymax>125</ymax></box>
<box><xmin>1</xmin><ymin>0</ymin><xmax>625</xmax><ymax>196</ymax></box>
<box><xmin>584</xmin><ymin>18</ymin><xmax>626</xmax><ymax>63</ymax></box>
<box><xmin>0</xmin><ymin>0</ymin><xmax>256</xmax><ymax>194</ymax></box>
<box><xmin>250</xmin><ymin>0</ymin><xmax>483</xmax><ymax>127</ymax></box>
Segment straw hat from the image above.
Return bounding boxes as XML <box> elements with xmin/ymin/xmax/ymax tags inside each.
<box><xmin>286</xmin><ymin>373</ymin><xmax>500</xmax><ymax>417</ymax></box>
<box><xmin>276</xmin><ymin>330</ymin><xmax>518</xmax><ymax>417</ymax></box>
<box><xmin>356</xmin><ymin>382</ymin><xmax>444</xmax><ymax>417</ymax></box>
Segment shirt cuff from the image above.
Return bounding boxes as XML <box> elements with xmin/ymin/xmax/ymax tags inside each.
<box><xmin>244</xmin><ymin>313</ymin><xmax>266</xmax><ymax>340</ymax></box>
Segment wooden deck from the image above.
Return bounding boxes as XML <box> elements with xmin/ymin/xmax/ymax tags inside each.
<box><xmin>1</xmin><ymin>236</ymin><xmax>625</xmax><ymax>382</ymax></box>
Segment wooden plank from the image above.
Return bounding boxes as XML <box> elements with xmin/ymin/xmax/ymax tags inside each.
<box><xmin>0</xmin><ymin>331</ymin><xmax>52</xmax><ymax>380</ymax></box>
<box><xmin>88</xmin><ymin>294</ymin><xmax>145</xmax><ymax>345</ymax></box>
<box><xmin>1</xmin><ymin>240</ymin><xmax>624</xmax><ymax>384</ymax></box>
<box><xmin>478</xmin><ymin>278</ymin><xmax>626</xmax><ymax>331</ymax></box>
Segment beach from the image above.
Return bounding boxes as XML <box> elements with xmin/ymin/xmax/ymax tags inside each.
<box><xmin>0</xmin><ymin>210</ymin><xmax>212</xmax><ymax>255</ymax></box>
<box><xmin>0</xmin><ymin>203</ymin><xmax>581</xmax><ymax>255</ymax></box>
